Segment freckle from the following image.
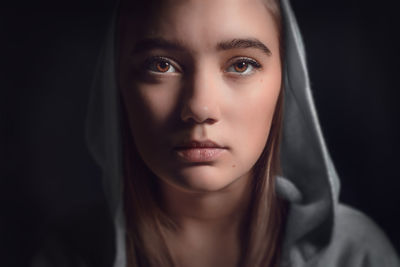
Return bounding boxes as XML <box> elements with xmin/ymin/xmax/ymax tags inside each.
<box><xmin>260</xmin><ymin>79</ymin><xmax>263</xmax><ymax>83</ymax></box>
<box><xmin>232</xmin><ymin>164</ymin><xmax>236</xmax><ymax>168</ymax></box>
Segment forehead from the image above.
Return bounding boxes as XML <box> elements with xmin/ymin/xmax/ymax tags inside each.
<box><xmin>119</xmin><ymin>0</ymin><xmax>278</xmax><ymax>51</ymax></box>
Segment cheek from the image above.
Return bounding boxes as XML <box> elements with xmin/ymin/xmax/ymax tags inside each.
<box><xmin>226</xmin><ymin>74</ymin><xmax>281</xmax><ymax>166</ymax></box>
<box><xmin>120</xmin><ymin>81</ymin><xmax>183</xmax><ymax>179</ymax></box>
<box><xmin>123</xmin><ymin>80</ymin><xmax>181</xmax><ymax>133</ymax></box>
<box><xmin>120</xmin><ymin>80</ymin><xmax>183</xmax><ymax>171</ymax></box>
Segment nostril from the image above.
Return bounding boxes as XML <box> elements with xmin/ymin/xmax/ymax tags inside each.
<box><xmin>182</xmin><ymin>115</ymin><xmax>217</xmax><ymax>125</ymax></box>
<box><xmin>204</xmin><ymin>118</ymin><xmax>217</xmax><ymax>124</ymax></box>
<box><xmin>180</xmin><ymin>91</ymin><xmax>221</xmax><ymax>124</ymax></box>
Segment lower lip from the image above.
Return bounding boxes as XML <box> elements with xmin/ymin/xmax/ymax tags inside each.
<box><xmin>174</xmin><ymin>148</ymin><xmax>226</xmax><ymax>162</ymax></box>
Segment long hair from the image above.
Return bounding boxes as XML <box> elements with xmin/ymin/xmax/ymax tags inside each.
<box><xmin>121</xmin><ymin>1</ymin><xmax>286</xmax><ymax>266</ymax></box>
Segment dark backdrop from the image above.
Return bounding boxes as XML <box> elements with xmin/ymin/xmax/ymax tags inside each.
<box><xmin>3</xmin><ymin>0</ymin><xmax>400</xmax><ymax>266</ymax></box>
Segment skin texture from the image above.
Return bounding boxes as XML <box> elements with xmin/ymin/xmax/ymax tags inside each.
<box><xmin>119</xmin><ymin>0</ymin><xmax>281</xmax><ymax>266</ymax></box>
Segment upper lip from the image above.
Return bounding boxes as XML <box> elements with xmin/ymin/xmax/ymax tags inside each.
<box><xmin>174</xmin><ymin>140</ymin><xmax>225</xmax><ymax>149</ymax></box>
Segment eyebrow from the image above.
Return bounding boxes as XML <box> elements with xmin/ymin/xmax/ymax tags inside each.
<box><xmin>131</xmin><ymin>37</ymin><xmax>272</xmax><ymax>56</ymax></box>
<box><xmin>217</xmin><ymin>38</ymin><xmax>272</xmax><ymax>56</ymax></box>
<box><xmin>132</xmin><ymin>38</ymin><xmax>185</xmax><ymax>54</ymax></box>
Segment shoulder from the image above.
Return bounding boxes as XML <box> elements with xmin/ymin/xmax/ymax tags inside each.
<box><xmin>334</xmin><ymin>204</ymin><xmax>391</xmax><ymax>245</ymax></box>
<box><xmin>308</xmin><ymin>204</ymin><xmax>400</xmax><ymax>267</ymax></box>
<box><xmin>30</xmin><ymin>234</ymin><xmax>88</xmax><ymax>267</ymax></box>
<box><xmin>30</xmin><ymin>229</ymin><xmax>115</xmax><ymax>267</ymax></box>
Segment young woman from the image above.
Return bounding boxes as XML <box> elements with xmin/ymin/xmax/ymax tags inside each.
<box><xmin>82</xmin><ymin>0</ymin><xmax>400</xmax><ymax>266</ymax></box>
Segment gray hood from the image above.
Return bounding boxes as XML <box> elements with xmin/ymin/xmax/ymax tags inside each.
<box><xmin>85</xmin><ymin>0</ymin><xmax>340</xmax><ymax>266</ymax></box>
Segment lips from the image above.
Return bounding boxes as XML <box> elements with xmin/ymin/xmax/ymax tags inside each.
<box><xmin>174</xmin><ymin>140</ymin><xmax>226</xmax><ymax>162</ymax></box>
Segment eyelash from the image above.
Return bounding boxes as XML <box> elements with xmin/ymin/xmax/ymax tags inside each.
<box><xmin>143</xmin><ymin>56</ymin><xmax>262</xmax><ymax>75</ymax></box>
<box><xmin>226</xmin><ymin>57</ymin><xmax>262</xmax><ymax>75</ymax></box>
<box><xmin>144</xmin><ymin>56</ymin><xmax>181</xmax><ymax>74</ymax></box>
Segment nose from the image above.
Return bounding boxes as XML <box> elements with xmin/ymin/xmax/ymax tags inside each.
<box><xmin>180</xmin><ymin>68</ymin><xmax>221</xmax><ymax>124</ymax></box>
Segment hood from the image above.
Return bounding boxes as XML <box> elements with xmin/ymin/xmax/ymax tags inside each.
<box><xmin>85</xmin><ymin>0</ymin><xmax>340</xmax><ymax>266</ymax></box>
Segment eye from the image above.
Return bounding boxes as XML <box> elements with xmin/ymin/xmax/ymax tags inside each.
<box><xmin>226</xmin><ymin>58</ymin><xmax>262</xmax><ymax>75</ymax></box>
<box><xmin>145</xmin><ymin>56</ymin><xmax>180</xmax><ymax>74</ymax></box>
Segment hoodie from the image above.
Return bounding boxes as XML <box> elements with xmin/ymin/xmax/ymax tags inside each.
<box><xmin>33</xmin><ymin>0</ymin><xmax>400</xmax><ymax>266</ymax></box>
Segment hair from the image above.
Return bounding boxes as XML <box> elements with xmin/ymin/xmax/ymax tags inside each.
<box><xmin>120</xmin><ymin>0</ymin><xmax>287</xmax><ymax>266</ymax></box>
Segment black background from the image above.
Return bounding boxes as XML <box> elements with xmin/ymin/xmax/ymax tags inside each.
<box><xmin>3</xmin><ymin>0</ymin><xmax>400</xmax><ymax>266</ymax></box>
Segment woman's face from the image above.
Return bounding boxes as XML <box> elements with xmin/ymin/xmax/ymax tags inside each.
<box><xmin>119</xmin><ymin>0</ymin><xmax>281</xmax><ymax>193</ymax></box>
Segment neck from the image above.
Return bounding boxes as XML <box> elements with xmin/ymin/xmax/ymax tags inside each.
<box><xmin>159</xmin><ymin>173</ymin><xmax>253</xmax><ymax>233</ymax></box>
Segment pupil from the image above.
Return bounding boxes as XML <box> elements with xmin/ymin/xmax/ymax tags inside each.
<box><xmin>235</xmin><ymin>62</ymin><xmax>247</xmax><ymax>72</ymax></box>
<box><xmin>157</xmin><ymin>61</ymin><xmax>170</xmax><ymax>72</ymax></box>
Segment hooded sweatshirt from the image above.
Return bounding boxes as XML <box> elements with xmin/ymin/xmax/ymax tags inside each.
<box><xmin>32</xmin><ymin>0</ymin><xmax>400</xmax><ymax>266</ymax></box>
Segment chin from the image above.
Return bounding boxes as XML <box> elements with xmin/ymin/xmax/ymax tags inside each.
<box><xmin>170</xmin><ymin>166</ymin><xmax>243</xmax><ymax>193</ymax></box>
